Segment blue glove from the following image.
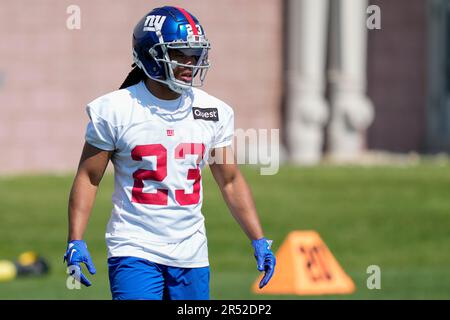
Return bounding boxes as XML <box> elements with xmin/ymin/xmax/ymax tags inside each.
<box><xmin>252</xmin><ymin>238</ymin><xmax>276</xmax><ymax>289</ymax></box>
<box><xmin>63</xmin><ymin>240</ymin><xmax>96</xmax><ymax>287</ymax></box>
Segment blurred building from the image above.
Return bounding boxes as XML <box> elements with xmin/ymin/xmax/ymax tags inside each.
<box><xmin>0</xmin><ymin>0</ymin><xmax>282</xmax><ymax>173</ymax></box>
<box><xmin>286</xmin><ymin>0</ymin><xmax>375</xmax><ymax>164</ymax></box>
<box><xmin>367</xmin><ymin>0</ymin><xmax>442</xmax><ymax>154</ymax></box>
<box><xmin>0</xmin><ymin>0</ymin><xmax>448</xmax><ymax>173</ymax></box>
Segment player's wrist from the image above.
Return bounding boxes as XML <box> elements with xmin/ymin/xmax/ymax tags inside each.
<box><xmin>251</xmin><ymin>237</ymin><xmax>265</xmax><ymax>247</ymax></box>
<box><xmin>251</xmin><ymin>238</ymin><xmax>272</xmax><ymax>248</ymax></box>
<box><xmin>67</xmin><ymin>232</ymin><xmax>85</xmax><ymax>242</ymax></box>
<box><xmin>67</xmin><ymin>239</ymin><xmax>86</xmax><ymax>245</ymax></box>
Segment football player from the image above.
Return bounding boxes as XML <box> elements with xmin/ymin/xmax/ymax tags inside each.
<box><xmin>64</xmin><ymin>6</ymin><xmax>276</xmax><ymax>300</ymax></box>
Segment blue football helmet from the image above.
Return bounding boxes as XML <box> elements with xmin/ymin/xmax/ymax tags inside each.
<box><xmin>132</xmin><ymin>6</ymin><xmax>211</xmax><ymax>94</ymax></box>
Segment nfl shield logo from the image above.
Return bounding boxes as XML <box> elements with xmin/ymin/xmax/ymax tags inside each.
<box><xmin>166</xmin><ymin>129</ymin><xmax>174</xmax><ymax>136</ymax></box>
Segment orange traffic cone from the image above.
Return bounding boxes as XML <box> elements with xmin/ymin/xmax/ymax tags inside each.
<box><xmin>253</xmin><ymin>231</ymin><xmax>355</xmax><ymax>295</ymax></box>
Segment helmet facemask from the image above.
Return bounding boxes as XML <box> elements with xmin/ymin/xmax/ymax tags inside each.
<box><xmin>147</xmin><ymin>34</ymin><xmax>210</xmax><ymax>94</ymax></box>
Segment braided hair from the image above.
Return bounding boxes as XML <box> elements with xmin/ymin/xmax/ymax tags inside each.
<box><xmin>119</xmin><ymin>64</ymin><xmax>147</xmax><ymax>89</ymax></box>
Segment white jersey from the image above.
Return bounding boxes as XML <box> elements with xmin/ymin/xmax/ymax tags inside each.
<box><xmin>85</xmin><ymin>81</ymin><xmax>234</xmax><ymax>267</ymax></box>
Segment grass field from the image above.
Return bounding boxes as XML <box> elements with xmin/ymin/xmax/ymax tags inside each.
<box><xmin>0</xmin><ymin>164</ymin><xmax>449</xmax><ymax>299</ymax></box>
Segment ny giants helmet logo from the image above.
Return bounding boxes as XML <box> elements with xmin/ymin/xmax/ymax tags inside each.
<box><xmin>143</xmin><ymin>15</ymin><xmax>166</xmax><ymax>32</ymax></box>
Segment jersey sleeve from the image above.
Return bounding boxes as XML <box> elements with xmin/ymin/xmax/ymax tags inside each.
<box><xmin>85</xmin><ymin>105</ymin><xmax>117</xmax><ymax>151</ymax></box>
<box><xmin>212</xmin><ymin>105</ymin><xmax>234</xmax><ymax>149</ymax></box>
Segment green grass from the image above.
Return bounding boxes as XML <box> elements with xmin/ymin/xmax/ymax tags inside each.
<box><xmin>0</xmin><ymin>164</ymin><xmax>450</xmax><ymax>299</ymax></box>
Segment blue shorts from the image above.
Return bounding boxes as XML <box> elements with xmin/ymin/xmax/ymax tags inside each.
<box><xmin>108</xmin><ymin>256</ymin><xmax>210</xmax><ymax>300</ymax></box>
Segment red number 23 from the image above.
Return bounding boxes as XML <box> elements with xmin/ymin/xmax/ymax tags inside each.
<box><xmin>131</xmin><ymin>143</ymin><xmax>205</xmax><ymax>206</ymax></box>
